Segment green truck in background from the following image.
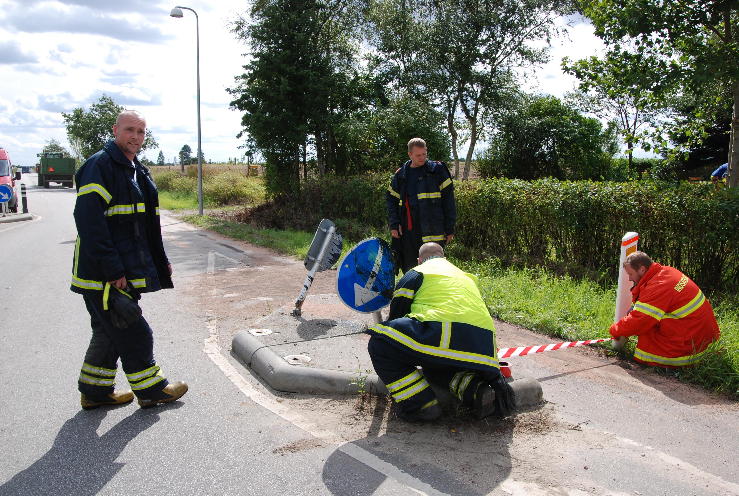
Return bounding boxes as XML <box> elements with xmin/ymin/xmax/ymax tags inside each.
<box><xmin>37</xmin><ymin>152</ymin><xmax>76</xmax><ymax>188</ymax></box>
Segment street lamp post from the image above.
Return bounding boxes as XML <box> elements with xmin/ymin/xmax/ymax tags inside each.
<box><xmin>170</xmin><ymin>5</ymin><xmax>203</xmax><ymax>215</ymax></box>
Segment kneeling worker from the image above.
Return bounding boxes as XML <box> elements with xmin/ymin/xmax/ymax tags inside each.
<box><xmin>610</xmin><ymin>251</ymin><xmax>720</xmax><ymax>367</ymax></box>
<box><xmin>366</xmin><ymin>242</ymin><xmax>514</xmax><ymax>421</ymax></box>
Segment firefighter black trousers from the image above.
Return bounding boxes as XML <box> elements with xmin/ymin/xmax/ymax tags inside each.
<box><xmin>78</xmin><ymin>293</ymin><xmax>168</xmax><ymax>400</ymax></box>
<box><xmin>368</xmin><ymin>335</ymin><xmax>486</xmax><ymax>414</ymax></box>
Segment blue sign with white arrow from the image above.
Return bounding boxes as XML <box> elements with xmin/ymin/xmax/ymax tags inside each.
<box><xmin>336</xmin><ymin>238</ymin><xmax>396</xmax><ymax>313</ymax></box>
<box><xmin>0</xmin><ymin>184</ymin><xmax>12</xmax><ymax>203</ymax></box>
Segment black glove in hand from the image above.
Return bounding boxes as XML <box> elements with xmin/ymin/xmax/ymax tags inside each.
<box><xmin>490</xmin><ymin>374</ymin><xmax>516</xmax><ymax>417</ymax></box>
<box><xmin>108</xmin><ymin>285</ymin><xmax>142</xmax><ymax>329</ymax></box>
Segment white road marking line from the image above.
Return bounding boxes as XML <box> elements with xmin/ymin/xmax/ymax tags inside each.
<box><xmin>202</xmin><ymin>310</ymin><xmax>441</xmax><ymax>496</ymax></box>
<box><xmin>207</xmin><ymin>251</ymin><xmax>215</xmax><ymax>275</ymax></box>
<box><xmin>215</xmin><ymin>250</ymin><xmax>242</xmax><ymax>265</ymax></box>
<box><xmin>208</xmin><ymin>250</ymin><xmax>243</xmax><ymax>275</ymax></box>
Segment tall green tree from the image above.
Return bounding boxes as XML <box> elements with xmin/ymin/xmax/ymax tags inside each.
<box><xmin>337</xmin><ymin>94</ymin><xmax>451</xmax><ymax>171</ymax></box>
<box><xmin>479</xmin><ymin>94</ymin><xmax>619</xmax><ymax>180</ymax></box>
<box><xmin>156</xmin><ymin>150</ymin><xmax>165</xmax><ymax>166</ymax></box>
<box><xmin>62</xmin><ymin>94</ymin><xmax>157</xmax><ymax>161</ymax></box>
<box><xmin>42</xmin><ymin>138</ymin><xmax>72</xmax><ymax>157</ymax></box>
<box><xmin>367</xmin><ymin>0</ymin><xmax>573</xmax><ymax>179</ymax></box>
<box><xmin>578</xmin><ymin>0</ymin><xmax>739</xmax><ymax>187</ymax></box>
<box><xmin>229</xmin><ymin>0</ymin><xmax>367</xmax><ymax>196</ymax></box>
<box><xmin>191</xmin><ymin>149</ymin><xmax>205</xmax><ymax>165</ymax></box>
<box><xmin>562</xmin><ymin>56</ymin><xmax>663</xmax><ymax>171</ymax></box>
<box><xmin>179</xmin><ymin>144</ymin><xmax>192</xmax><ymax>169</ymax></box>
<box><xmin>230</xmin><ymin>0</ymin><xmax>314</xmax><ymax>196</ymax></box>
<box><xmin>669</xmin><ymin>87</ymin><xmax>732</xmax><ymax>171</ymax></box>
<box><xmin>230</xmin><ymin>0</ymin><xmax>322</xmax><ymax>196</ymax></box>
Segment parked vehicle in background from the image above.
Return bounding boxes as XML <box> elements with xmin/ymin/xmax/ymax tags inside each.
<box><xmin>0</xmin><ymin>148</ymin><xmax>20</xmax><ymax>212</ymax></box>
<box><xmin>37</xmin><ymin>152</ymin><xmax>76</xmax><ymax>188</ymax></box>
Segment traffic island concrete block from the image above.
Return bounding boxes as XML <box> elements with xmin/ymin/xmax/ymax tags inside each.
<box><xmin>0</xmin><ymin>213</ymin><xmax>33</xmax><ymax>223</ymax></box>
<box><xmin>230</xmin><ymin>300</ymin><xmax>543</xmax><ymax>413</ymax></box>
<box><xmin>510</xmin><ymin>377</ymin><xmax>544</xmax><ymax>410</ymax></box>
<box><xmin>232</xmin><ymin>326</ymin><xmax>544</xmax><ymax>413</ymax></box>
<box><xmin>232</xmin><ymin>329</ymin><xmax>388</xmax><ymax>396</ymax></box>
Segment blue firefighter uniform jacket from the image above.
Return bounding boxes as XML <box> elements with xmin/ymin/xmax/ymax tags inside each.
<box><xmin>70</xmin><ymin>140</ymin><xmax>172</xmax><ymax>295</ymax></box>
<box><xmin>386</xmin><ymin>160</ymin><xmax>456</xmax><ymax>243</ymax></box>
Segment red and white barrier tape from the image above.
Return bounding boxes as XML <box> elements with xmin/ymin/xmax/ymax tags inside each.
<box><xmin>497</xmin><ymin>338</ymin><xmax>612</xmax><ymax>359</ymax></box>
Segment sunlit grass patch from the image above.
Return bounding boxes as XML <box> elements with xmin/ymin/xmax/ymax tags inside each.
<box><xmin>158</xmin><ymin>191</ymin><xmax>197</xmax><ymax>210</ymax></box>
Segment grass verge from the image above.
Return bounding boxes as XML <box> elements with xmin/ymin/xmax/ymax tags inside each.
<box><xmin>175</xmin><ymin>213</ymin><xmax>739</xmax><ymax>399</ymax></box>
<box><xmin>151</xmin><ymin>167</ymin><xmax>265</xmax><ymax>208</ymax></box>
<box><xmin>159</xmin><ymin>191</ymin><xmax>198</xmax><ymax>210</ymax></box>
<box><xmin>181</xmin><ymin>214</ymin><xmax>314</xmax><ymax>258</ymax></box>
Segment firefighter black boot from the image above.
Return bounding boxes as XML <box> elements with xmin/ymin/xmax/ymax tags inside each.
<box><xmin>81</xmin><ymin>390</ymin><xmax>135</xmax><ymax>410</ymax></box>
<box><xmin>472</xmin><ymin>382</ymin><xmax>496</xmax><ymax>419</ymax></box>
<box><xmin>137</xmin><ymin>381</ymin><xmax>189</xmax><ymax>408</ymax></box>
<box><xmin>398</xmin><ymin>400</ymin><xmax>443</xmax><ymax>422</ymax></box>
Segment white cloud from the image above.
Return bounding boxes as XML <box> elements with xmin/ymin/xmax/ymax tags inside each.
<box><xmin>0</xmin><ymin>40</ymin><xmax>38</xmax><ymax>64</ymax></box>
<box><xmin>19</xmin><ymin>0</ymin><xmax>165</xmax><ymax>13</ymax></box>
<box><xmin>0</xmin><ymin>0</ymin><xmax>249</xmax><ymax>167</ymax></box>
<box><xmin>4</xmin><ymin>2</ymin><xmax>170</xmax><ymax>42</ymax></box>
<box><xmin>37</xmin><ymin>92</ymin><xmax>81</xmax><ymax>113</ymax></box>
<box><xmin>521</xmin><ymin>14</ymin><xmax>606</xmax><ymax>98</ymax></box>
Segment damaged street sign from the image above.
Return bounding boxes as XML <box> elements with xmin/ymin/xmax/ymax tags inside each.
<box><xmin>336</xmin><ymin>237</ymin><xmax>395</xmax><ymax>313</ymax></box>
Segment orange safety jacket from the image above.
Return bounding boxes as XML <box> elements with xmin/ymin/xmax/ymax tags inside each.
<box><xmin>609</xmin><ymin>263</ymin><xmax>720</xmax><ymax>367</ymax></box>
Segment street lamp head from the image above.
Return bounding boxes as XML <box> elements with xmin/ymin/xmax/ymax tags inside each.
<box><xmin>170</xmin><ymin>7</ymin><xmax>183</xmax><ymax>18</ymax></box>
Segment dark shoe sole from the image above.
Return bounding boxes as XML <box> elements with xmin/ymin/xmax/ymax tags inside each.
<box><xmin>138</xmin><ymin>384</ymin><xmax>188</xmax><ymax>408</ymax></box>
<box><xmin>81</xmin><ymin>397</ymin><xmax>134</xmax><ymax>410</ymax></box>
<box><xmin>138</xmin><ymin>397</ymin><xmax>179</xmax><ymax>408</ymax></box>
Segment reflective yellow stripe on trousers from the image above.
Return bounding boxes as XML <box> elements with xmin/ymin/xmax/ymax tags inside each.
<box><xmin>634</xmin><ymin>347</ymin><xmax>709</xmax><ymax>367</ymax></box>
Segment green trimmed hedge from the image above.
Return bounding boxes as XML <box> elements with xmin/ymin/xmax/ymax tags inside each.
<box><xmin>261</xmin><ymin>175</ymin><xmax>738</xmax><ymax>293</ymax></box>
<box><xmin>455</xmin><ymin>179</ymin><xmax>738</xmax><ymax>292</ymax></box>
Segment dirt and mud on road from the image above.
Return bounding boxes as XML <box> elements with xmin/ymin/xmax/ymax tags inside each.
<box><xmin>177</xmin><ymin>227</ymin><xmax>739</xmax><ymax>495</ymax></box>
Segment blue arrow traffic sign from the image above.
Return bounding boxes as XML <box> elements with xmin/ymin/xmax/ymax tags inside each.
<box><xmin>336</xmin><ymin>237</ymin><xmax>396</xmax><ymax>313</ymax></box>
<box><xmin>0</xmin><ymin>184</ymin><xmax>12</xmax><ymax>203</ymax></box>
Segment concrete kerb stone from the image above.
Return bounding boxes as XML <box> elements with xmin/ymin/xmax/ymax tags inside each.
<box><xmin>232</xmin><ymin>329</ymin><xmax>388</xmax><ymax>396</ymax></box>
<box><xmin>0</xmin><ymin>213</ymin><xmax>33</xmax><ymax>223</ymax></box>
<box><xmin>509</xmin><ymin>377</ymin><xmax>544</xmax><ymax>410</ymax></box>
<box><xmin>231</xmin><ymin>327</ymin><xmax>544</xmax><ymax>411</ymax></box>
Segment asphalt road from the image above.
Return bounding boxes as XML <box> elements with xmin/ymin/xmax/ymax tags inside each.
<box><xmin>0</xmin><ymin>177</ymin><xmax>425</xmax><ymax>496</ymax></box>
<box><xmin>1</xmin><ymin>175</ymin><xmax>737</xmax><ymax>496</ymax></box>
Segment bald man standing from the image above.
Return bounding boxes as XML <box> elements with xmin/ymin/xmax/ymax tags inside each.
<box><xmin>71</xmin><ymin>110</ymin><xmax>188</xmax><ymax>410</ymax></box>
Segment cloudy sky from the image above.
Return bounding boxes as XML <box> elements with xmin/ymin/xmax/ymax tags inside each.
<box><xmin>0</xmin><ymin>0</ymin><xmax>604</xmax><ymax>168</ymax></box>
